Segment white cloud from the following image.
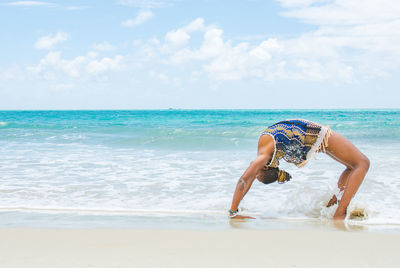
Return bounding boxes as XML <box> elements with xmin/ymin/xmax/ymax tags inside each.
<box><xmin>129</xmin><ymin>15</ymin><xmax>375</xmax><ymax>82</ymax></box>
<box><xmin>199</xmin><ymin>28</ymin><xmax>224</xmax><ymax>58</ymax></box>
<box><xmin>35</xmin><ymin>32</ymin><xmax>69</xmax><ymax>50</ymax></box>
<box><xmin>200</xmin><ymin>38</ymin><xmax>283</xmax><ymax>81</ymax></box>
<box><xmin>161</xmin><ymin>18</ymin><xmax>224</xmax><ymax>61</ymax></box>
<box><xmin>122</xmin><ymin>10</ymin><xmax>153</xmax><ymax>27</ymax></box>
<box><xmin>134</xmin><ymin>0</ymin><xmax>399</xmax><ymax>82</ymax></box>
<box><xmin>162</xmin><ymin>24</ymin><xmax>228</xmax><ymax>64</ymax></box>
<box><xmin>92</xmin><ymin>42</ymin><xmax>116</xmax><ymax>51</ymax></box>
<box><xmin>165</xmin><ymin>29</ymin><xmax>190</xmax><ymax>47</ymax></box>
<box><xmin>249</xmin><ymin>39</ymin><xmax>280</xmax><ymax>61</ymax></box>
<box><xmin>118</xmin><ymin>0</ymin><xmax>172</xmax><ymax>8</ymax></box>
<box><xmin>281</xmin><ymin>0</ymin><xmax>400</xmax><ymax>25</ymax></box>
<box><xmin>5</xmin><ymin>1</ymin><xmax>53</xmax><ymax>6</ymax></box>
<box><xmin>182</xmin><ymin>18</ymin><xmax>206</xmax><ymax>32</ymax></box>
<box><xmin>88</xmin><ymin>51</ymin><xmax>98</xmax><ymax>58</ymax></box>
<box><xmin>86</xmin><ymin>56</ymin><xmax>124</xmax><ymax>74</ymax></box>
<box><xmin>15</xmin><ymin>1</ymin><xmax>400</xmax><ymax>89</ymax></box>
<box><xmin>28</xmin><ymin>51</ymin><xmax>85</xmax><ymax>77</ymax></box>
<box><xmin>138</xmin><ymin>19</ymin><xmax>282</xmax><ymax>80</ymax></box>
<box><xmin>278</xmin><ymin>0</ymin><xmax>400</xmax><ymax>77</ymax></box>
<box><xmin>278</xmin><ymin>0</ymin><xmax>328</xmax><ymax>8</ymax></box>
<box><xmin>162</xmin><ymin>18</ymin><xmax>208</xmax><ymax>52</ymax></box>
<box><xmin>27</xmin><ymin>51</ymin><xmax>124</xmax><ymax>78</ymax></box>
<box><xmin>4</xmin><ymin>2</ymin><xmax>89</xmax><ymax>10</ymax></box>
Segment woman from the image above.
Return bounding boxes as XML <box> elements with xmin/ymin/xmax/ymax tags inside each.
<box><xmin>229</xmin><ymin>119</ymin><xmax>370</xmax><ymax>220</ymax></box>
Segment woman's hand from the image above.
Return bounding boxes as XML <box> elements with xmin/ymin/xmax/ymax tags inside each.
<box><xmin>327</xmin><ymin>195</ymin><xmax>338</xmax><ymax>207</ymax></box>
<box><xmin>228</xmin><ymin>209</ymin><xmax>255</xmax><ymax>219</ymax></box>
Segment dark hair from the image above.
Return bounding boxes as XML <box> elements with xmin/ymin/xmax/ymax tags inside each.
<box><xmin>259</xmin><ymin>167</ymin><xmax>292</xmax><ymax>184</ymax></box>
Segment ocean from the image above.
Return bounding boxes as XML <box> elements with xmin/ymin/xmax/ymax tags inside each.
<box><xmin>0</xmin><ymin>110</ymin><xmax>399</xmax><ymax>231</ymax></box>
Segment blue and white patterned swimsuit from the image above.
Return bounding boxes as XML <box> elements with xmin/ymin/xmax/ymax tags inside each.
<box><xmin>261</xmin><ymin>119</ymin><xmax>331</xmax><ymax>168</ymax></box>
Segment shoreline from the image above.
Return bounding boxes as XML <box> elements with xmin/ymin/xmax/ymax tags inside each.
<box><xmin>2</xmin><ymin>210</ymin><xmax>400</xmax><ymax>234</ymax></box>
<box><xmin>0</xmin><ymin>227</ymin><xmax>398</xmax><ymax>268</ymax></box>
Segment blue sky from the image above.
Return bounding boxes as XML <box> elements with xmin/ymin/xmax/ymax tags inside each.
<box><xmin>1</xmin><ymin>0</ymin><xmax>399</xmax><ymax>109</ymax></box>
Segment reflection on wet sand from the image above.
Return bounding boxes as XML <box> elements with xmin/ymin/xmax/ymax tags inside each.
<box><xmin>228</xmin><ymin>217</ymin><xmax>367</xmax><ymax>232</ymax></box>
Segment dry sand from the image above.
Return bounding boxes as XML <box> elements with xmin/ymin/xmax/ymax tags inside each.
<box><xmin>0</xmin><ymin>228</ymin><xmax>398</xmax><ymax>268</ymax></box>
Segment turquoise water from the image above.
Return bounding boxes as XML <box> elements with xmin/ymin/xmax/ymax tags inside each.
<box><xmin>0</xmin><ymin>110</ymin><xmax>399</xmax><ymax>230</ymax></box>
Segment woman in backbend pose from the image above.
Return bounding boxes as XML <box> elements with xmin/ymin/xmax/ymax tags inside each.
<box><xmin>229</xmin><ymin>119</ymin><xmax>370</xmax><ymax>220</ymax></box>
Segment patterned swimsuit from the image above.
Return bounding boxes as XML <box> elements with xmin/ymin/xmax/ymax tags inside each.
<box><xmin>261</xmin><ymin>119</ymin><xmax>331</xmax><ymax>168</ymax></box>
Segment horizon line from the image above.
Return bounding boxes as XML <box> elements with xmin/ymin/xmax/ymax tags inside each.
<box><xmin>1</xmin><ymin>108</ymin><xmax>399</xmax><ymax>112</ymax></box>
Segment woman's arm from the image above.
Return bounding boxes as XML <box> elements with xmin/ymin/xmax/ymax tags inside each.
<box><xmin>229</xmin><ymin>153</ymin><xmax>271</xmax><ymax>219</ymax></box>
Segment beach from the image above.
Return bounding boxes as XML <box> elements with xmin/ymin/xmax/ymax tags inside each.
<box><xmin>1</xmin><ymin>227</ymin><xmax>399</xmax><ymax>268</ymax></box>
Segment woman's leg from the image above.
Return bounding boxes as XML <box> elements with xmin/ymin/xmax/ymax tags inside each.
<box><xmin>326</xmin><ymin>168</ymin><xmax>351</xmax><ymax>207</ymax></box>
<box><xmin>325</xmin><ymin>131</ymin><xmax>370</xmax><ymax>219</ymax></box>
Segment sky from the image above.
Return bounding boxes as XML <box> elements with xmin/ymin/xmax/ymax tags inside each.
<box><xmin>1</xmin><ymin>0</ymin><xmax>399</xmax><ymax>109</ymax></box>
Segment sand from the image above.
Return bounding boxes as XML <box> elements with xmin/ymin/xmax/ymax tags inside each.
<box><xmin>0</xmin><ymin>227</ymin><xmax>398</xmax><ymax>268</ymax></box>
